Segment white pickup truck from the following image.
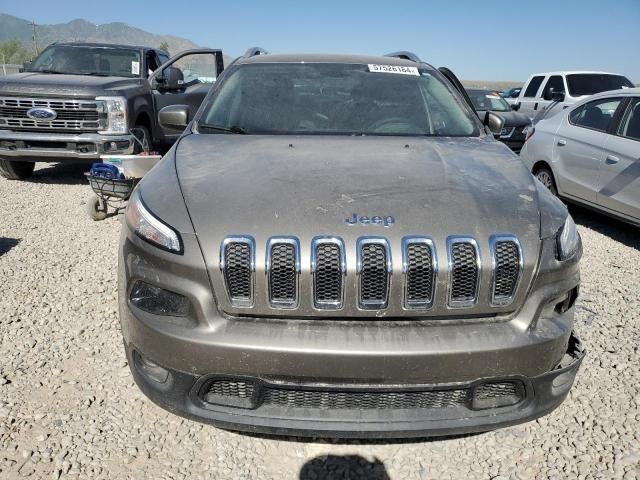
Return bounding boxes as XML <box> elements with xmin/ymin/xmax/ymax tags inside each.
<box><xmin>513</xmin><ymin>71</ymin><xmax>634</xmax><ymax>120</ymax></box>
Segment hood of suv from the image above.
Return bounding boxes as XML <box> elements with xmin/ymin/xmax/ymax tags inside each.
<box><xmin>175</xmin><ymin>133</ymin><xmax>541</xmax><ymax>318</ymax></box>
<box><xmin>0</xmin><ymin>73</ymin><xmax>141</xmax><ymax>97</ymax></box>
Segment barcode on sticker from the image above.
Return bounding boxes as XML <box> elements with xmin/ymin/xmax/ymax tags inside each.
<box><xmin>368</xmin><ymin>64</ymin><xmax>419</xmax><ymax>76</ymax></box>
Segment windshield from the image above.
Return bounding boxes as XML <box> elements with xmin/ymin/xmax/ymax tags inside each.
<box><xmin>200</xmin><ymin>63</ymin><xmax>479</xmax><ymax>137</ymax></box>
<box><xmin>468</xmin><ymin>90</ymin><xmax>511</xmax><ymax>112</ymax></box>
<box><xmin>566</xmin><ymin>74</ymin><xmax>633</xmax><ymax>97</ymax></box>
<box><xmin>30</xmin><ymin>45</ymin><xmax>142</xmax><ymax>78</ymax></box>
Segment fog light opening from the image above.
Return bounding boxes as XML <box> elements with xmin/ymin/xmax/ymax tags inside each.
<box><xmin>134</xmin><ymin>351</ymin><xmax>170</xmax><ymax>384</ymax></box>
<box><xmin>129</xmin><ymin>280</ymin><xmax>190</xmax><ymax>317</ymax></box>
<box><xmin>471</xmin><ymin>380</ymin><xmax>524</xmax><ymax>410</ymax></box>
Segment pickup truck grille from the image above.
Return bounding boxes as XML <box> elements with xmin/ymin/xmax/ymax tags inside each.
<box><xmin>219</xmin><ymin>234</ymin><xmax>525</xmax><ymax>315</ymax></box>
<box><xmin>0</xmin><ymin>96</ymin><xmax>103</xmax><ymax>132</ymax></box>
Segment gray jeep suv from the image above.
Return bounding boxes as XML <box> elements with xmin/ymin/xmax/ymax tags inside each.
<box><xmin>118</xmin><ymin>51</ymin><xmax>585</xmax><ymax>438</ymax></box>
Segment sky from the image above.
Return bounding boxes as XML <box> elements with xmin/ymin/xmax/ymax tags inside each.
<box><xmin>3</xmin><ymin>0</ymin><xmax>640</xmax><ymax>81</ymax></box>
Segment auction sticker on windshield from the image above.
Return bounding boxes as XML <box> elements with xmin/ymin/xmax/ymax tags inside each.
<box><xmin>131</xmin><ymin>61</ymin><xmax>140</xmax><ymax>75</ymax></box>
<box><xmin>368</xmin><ymin>64</ymin><xmax>419</xmax><ymax>76</ymax></box>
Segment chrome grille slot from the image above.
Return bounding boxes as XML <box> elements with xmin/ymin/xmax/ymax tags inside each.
<box><xmin>311</xmin><ymin>237</ymin><xmax>346</xmax><ymax>310</ymax></box>
<box><xmin>220</xmin><ymin>237</ymin><xmax>255</xmax><ymax>307</ymax></box>
<box><xmin>402</xmin><ymin>237</ymin><xmax>437</xmax><ymax>309</ymax></box>
<box><xmin>447</xmin><ymin>237</ymin><xmax>480</xmax><ymax>308</ymax></box>
<box><xmin>0</xmin><ymin>96</ymin><xmax>104</xmax><ymax>132</ymax></box>
<box><xmin>491</xmin><ymin>235</ymin><xmax>523</xmax><ymax>305</ymax></box>
<box><xmin>266</xmin><ymin>238</ymin><xmax>300</xmax><ymax>308</ymax></box>
<box><xmin>357</xmin><ymin>238</ymin><xmax>391</xmax><ymax>310</ymax></box>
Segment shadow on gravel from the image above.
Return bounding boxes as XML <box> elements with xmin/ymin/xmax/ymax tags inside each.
<box><xmin>570</xmin><ymin>205</ymin><xmax>639</xmax><ymax>251</ymax></box>
<box><xmin>299</xmin><ymin>455</ymin><xmax>391</xmax><ymax>480</ymax></box>
<box><xmin>27</xmin><ymin>162</ymin><xmax>90</xmax><ymax>186</ymax></box>
<box><xmin>0</xmin><ymin>237</ymin><xmax>20</xmax><ymax>256</ymax></box>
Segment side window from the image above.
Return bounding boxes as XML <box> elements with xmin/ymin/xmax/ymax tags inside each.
<box><xmin>172</xmin><ymin>53</ymin><xmax>218</xmax><ymax>84</ymax></box>
<box><xmin>146</xmin><ymin>52</ymin><xmax>159</xmax><ymax>76</ymax></box>
<box><xmin>523</xmin><ymin>76</ymin><xmax>545</xmax><ymax>98</ymax></box>
<box><xmin>541</xmin><ymin>75</ymin><xmax>565</xmax><ymax>100</ymax></box>
<box><xmin>158</xmin><ymin>53</ymin><xmax>170</xmax><ymax>66</ymax></box>
<box><xmin>617</xmin><ymin>99</ymin><xmax>640</xmax><ymax>141</ymax></box>
<box><xmin>569</xmin><ymin>98</ymin><xmax>622</xmax><ymax>132</ymax></box>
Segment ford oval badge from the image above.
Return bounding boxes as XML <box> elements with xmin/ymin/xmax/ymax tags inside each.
<box><xmin>26</xmin><ymin>107</ymin><xmax>57</xmax><ymax>121</ymax></box>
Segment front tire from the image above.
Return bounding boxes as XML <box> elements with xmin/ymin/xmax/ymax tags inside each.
<box><xmin>0</xmin><ymin>159</ymin><xmax>35</xmax><ymax>180</ymax></box>
<box><xmin>534</xmin><ymin>166</ymin><xmax>558</xmax><ymax>196</ymax></box>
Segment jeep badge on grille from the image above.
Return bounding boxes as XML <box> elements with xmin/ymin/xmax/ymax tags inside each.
<box><xmin>345</xmin><ymin>213</ymin><xmax>395</xmax><ymax>227</ymax></box>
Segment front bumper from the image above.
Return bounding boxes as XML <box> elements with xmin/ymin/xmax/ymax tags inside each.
<box><xmin>125</xmin><ymin>333</ymin><xmax>584</xmax><ymax>438</ymax></box>
<box><xmin>0</xmin><ymin>129</ymin><xmax>134</xmax><ymax>162</ymax></box>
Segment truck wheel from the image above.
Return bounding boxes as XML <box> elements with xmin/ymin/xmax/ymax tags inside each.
<box><xmin>132</xmin><ymin>126</ymin><xmax>151</xmax><ymax>154</ymax></box>
<box><xmin>87</xmin><ymin>194</ymin><xmax>108</xmax><ymax>221</ymax></box>
<box><xmin>0</xmin><ymin>159</ymin><xmax>35</xmax><ymax>180</ymax></box>
<box><xmin>534</xmin><ymin>166</ymin><xmax>558</xmax><ymax>196</ymax></box>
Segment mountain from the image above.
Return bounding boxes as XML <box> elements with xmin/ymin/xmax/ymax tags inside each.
<box><xmin>0</xmin><ymin>13</ymin><xmax>214</xmax><ymax>59</ymax></box>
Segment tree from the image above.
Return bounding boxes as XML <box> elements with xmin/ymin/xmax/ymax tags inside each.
<box><xmin>159</xmin><ymin>41</ymin><xmax>170</xmax><ymax>56</ymax></box>
<box><xmin>0</xmin><ymin>40</ymin><xmax>31</xmax><ymax>65</ymax></box>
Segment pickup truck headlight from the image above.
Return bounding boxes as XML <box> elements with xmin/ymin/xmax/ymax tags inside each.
<box><xmin>126</xmin><ymin>190</ymin><xmax>182</xmax><ymax>253</ymax></box>
<box><xmin>557</xmin><ymin>215</ymin><xmax>580</xmax><ymax>261</ymax></box>
<box><xmin>97</xmin><ymin>96</ymin><xmax>128</xmax><ymax>134</ymax></box>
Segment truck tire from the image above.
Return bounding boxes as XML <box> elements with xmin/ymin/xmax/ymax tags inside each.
<box><xmin>0</xmin><ymin>159</ymin><xmax>35</xmax><ymax>180</ymax></box>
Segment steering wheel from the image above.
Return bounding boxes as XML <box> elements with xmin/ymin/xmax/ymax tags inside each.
<box><xmin>367</xmin><ymin>117</ymin><xmax>422</xmax><ymax>134</ymax></box>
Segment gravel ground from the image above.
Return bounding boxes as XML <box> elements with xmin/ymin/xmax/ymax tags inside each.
<box><xmin>0</xmin><ymin>162</ymin><xmax>639</xmax><ymax>480</ymax></box>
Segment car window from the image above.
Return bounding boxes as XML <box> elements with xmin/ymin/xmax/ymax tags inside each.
<box><xmin>523</xmin><ymin>76</ymin><xmax>544</xmax><ymax>98</ymax></box>
<box><xmin>201</xmin><ymin>63</ymin><xmax>480</xmax><ymax>137</ymax></box>
<box><xmin>158</xmin><ymin>53</ymin><xmax>170</xmax><ymax>65</ymax></box>
<box><xmin>568</xmin><ymin>98</ymin><xmax>622</xmax><ymax>132</ymax></box>
<box><xmin>29</xmin><ymin>45</ymin><xmax>142</xmax><ymax>78</ymax></box>
<box><xmin>468</xmin><ymin>90</ymin><xmax>510</xmax><ymax>112</ymax></box>
<box><xmin>617</xmin><ymin>99</ymin><xmax>640</xmax><ymax>141</ymax></box>
<box><xmin>541</xmin><ymin>75</ymin><xmax>565</xmax><ymax>100</ymax></box>
<box><xmin>566</xmin><ymin>74</ymin><xmax>633</xmax><ymax>97</ymax></box>
<box><xmin>146</xmin><ymin>52</ymin><xmax>160</xmax><ymax>76</ymax></box>
<box><xmin>172</xmin><ymin>53</ymin><xmax>218</xmax><ymax>84</ymax></box>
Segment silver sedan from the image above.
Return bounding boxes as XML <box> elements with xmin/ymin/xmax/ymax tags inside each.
<box><xmin>520</xmin><ymin>88</ymin><xmax>640</xmax><ymax>226</ymax></box>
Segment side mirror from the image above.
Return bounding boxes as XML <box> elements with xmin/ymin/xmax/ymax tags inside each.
<box><xmin>19</xmin><ymin>62</ymin><xmax>31</xmax><ymax>73</ymax></box>
<box><xmin>511</xmin><ymin>103</ymin><xmax>521</xmax><ymax>111</ymax></box>
<box><xmin>484</xmin><ymin>111</ymin><xmax>505</xmax><ymax>137</ymax></box>
<box><xmin>163</xmin><ymin>67</ymin><xmax>184</xmax><ymax>91</ymax></box>
<box><xmin>158</xmin><ymin>105</ymin><xmax>190</xmax><ymax>131</ymax></box>
<box><xmin>551</xmin><ymin>90</ymin><xmax>565</xmax><ymax>103</ymax></box>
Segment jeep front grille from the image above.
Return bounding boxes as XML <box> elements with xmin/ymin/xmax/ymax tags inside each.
<box><xmin>447</xmin><ymin>237</ymin><xmax>480</xmax><ymax>307</ymax></box>
<box><xmin>311</xmin><ymin>237</ymin><xmax>346</xmax><ymax>309</ymax></box>
<box><xmin>220</xmin><ymin>237</ymin><xmax>255</xmax><ymax>307</ymax></box>
<box><xmin>491</xmin><ymin>235</ymin><xmax>523</xmax><ymax>305</ymax></box>
<box><xmin>0</xmin><ymin>96</ymin><xmax>104</xmax><ymax>132</ymax></box>
<box><xmin>218</xmin><ymin>234</ymin><xmax>526</xmax><ymax>315</ymax></box>
<box><xmin>266</xmin><ymin>238</ymin><xmax>300</xmax><ymax>308</ymax></box>
<box><xmin>357</xmin><ymin>238</ymin><xmax>391</xmax><ymax>309</ymax></box>
<box><xmin>403</xmin><ymin>237</ymin><xmax>437</xmax><ymax>309</ymax></box>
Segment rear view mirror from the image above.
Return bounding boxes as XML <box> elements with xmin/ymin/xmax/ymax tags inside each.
<box><xmin>158</xmin><ymin>105</ymin><xmax>190</xmax><ymax>131</ymax></box>
<box><xmin>511</xmin><ymin>103</ymin><xmax>521</xmax><ymax>111</ymax></box>
<box><xmin>484</xmin><ymin>111</ymin><xmax>505</xmax><ymax>137</ymax></box>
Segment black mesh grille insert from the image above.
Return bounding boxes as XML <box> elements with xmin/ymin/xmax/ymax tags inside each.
<box><xmin>450</xmin><ymin>242</ymin><xmax>479</xmax><ymax>304</ymax></box>
<box><xmin>493</xmin><ymin>240</ymin><xmax>521</xmax><ymax>301</ymax></box>
<box><xmin>262</xmin><ymin>387</ymin><xmax>468</xmax><ymax>410</ymax></box>
<box><xmin>207</xmin><ymin>379</ymin><xmax>254</xmax><ymax>398</ymax></box>
<box><xmin>359</xmin><ymin>242</ymin><xmax>389</xmax><ymax>307</ymax></box>
<box><xmin>405</xmin><ymin>242</ymin><xmax>435</xmax><ymax>307</ymax></box>
<box><xmin>314</xmin><ymin>242</ymin><xmax>343</xmax><ymax>307</ymax></box>
<box><xmin>223</xmin><ymin>242</ymin><xmax>252</xmax><ymax>303</ymax></box>
<box><xmin>268</xmin><ymin>242</ymin><xmax>297</xmax><ymax>306</ymax></box>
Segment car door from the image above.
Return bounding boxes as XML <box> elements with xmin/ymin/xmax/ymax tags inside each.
<box><xmin>553</xmin><ymin>96</ymin><xmax>625</xmax><ymax>202</ymax></box>
<box><xmin>149</xmin><ymin>49</ymin><xmax>224</xmax><ymax>148</ymax></box>
<box><xmin>596</xmin><ymin>97</ymin><xmax>640</xmax><ymax>221</ymax></box>
<box><xmin>518</xmin><ymin>75</ymin><xmax>546</xmax><ymax>119</ymax></box>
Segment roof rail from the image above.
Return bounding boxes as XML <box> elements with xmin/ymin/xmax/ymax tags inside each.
<box><xmin>384</xmin><ymin>51</ymin><xmax>422</xmax><ymax>63</ymax></box>
<box><xmin>244</xmin><ymin>47</ymin><xmax>270</xmax><ymax>57</ymax></box>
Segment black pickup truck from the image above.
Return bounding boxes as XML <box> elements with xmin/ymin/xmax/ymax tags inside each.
<box><xmin>0</xmin><ymin>42</ymin><xmax>224</xmax><ymax>179</ymax></box>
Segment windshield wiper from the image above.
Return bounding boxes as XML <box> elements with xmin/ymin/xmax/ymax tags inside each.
<box><xmin>200</xmin><ymin>124</ymin><xmax>248</xmax><ymax>134</ymax></box>
<box><xmin>31</xmin><ymin>69</ymin><xmax>67</xmax><ymax>75</ymax></box>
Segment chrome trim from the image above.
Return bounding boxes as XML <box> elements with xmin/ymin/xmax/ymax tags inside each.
<box><xmin>447</xmin><ymin>236</ymin><xmax>481</xmax><ymax>309</ymax></box>
<box><xmin>401</xmin><ymin>236</ymin><xmax>437</xmax><ymax>310</ymax></box>
<box><xmin>356</xmin><ymin>237</ymin><xmax>392</xmax><ymax>310</ymax></box>
<box><xmin>219</xmin><ymin>236</ymin><xmax>255</xmax><ymax>308</ymax></box>
<box><xmin>311</xmin><ymin>236</ymin><xmax>346</xmax><ymax>310</ymax></box>
<box><xmin>265</xmin><ymin>237</ymin><xmax>300</xmax><ymax>309</ymax></box>
<box><xmin>489</xmin><ymin>234</ymin><xmax>524</xmax><ymax>306</ymax></box>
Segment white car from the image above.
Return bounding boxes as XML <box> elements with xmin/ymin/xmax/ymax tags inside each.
<box><xmin>520</xmin><ymin>88</ymin><xmax>640</xmax><ymax>226</ymax></box>
<box><xmin>513</xmin><ymin>71</ymin><xmax>634</xmax><ymax>120</ymax></box>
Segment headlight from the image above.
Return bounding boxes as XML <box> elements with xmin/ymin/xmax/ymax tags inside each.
<box><xmin>557</xmin><ymin>215</ymin><xmax>580</xmax><ymax>261</ymax></box>
<box><xmin>125</xmin><ymin>190</ymin><xmax>182</xmax><ymax>253</ymax></box>
<box><xmin>97</xmin><ymin>96</ymin><xmax>128</xmax><ymax>134</ymax></box>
